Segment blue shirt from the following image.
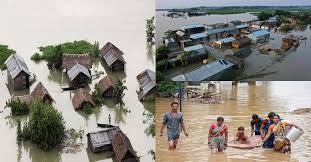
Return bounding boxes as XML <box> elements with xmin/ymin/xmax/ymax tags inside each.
<box><xmin>162</xmin><ymin>112</ymin><xmax>184</xmax><ymax>135</ymax></box>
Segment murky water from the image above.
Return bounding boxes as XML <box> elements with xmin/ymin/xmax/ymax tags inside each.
<box><xmin>156</xmin><ymin>81</ymin><xmax>311</xmax><ymax>162</ymax></box>
<box><xmin>0</xmin><ymin>0</ymin><xmax>155</xmax><ymax>162</ymax></box>
<box><xmin>156</xmin><ymin>11</ymin><xmax>311</xmax><ymax>80</ymax></box>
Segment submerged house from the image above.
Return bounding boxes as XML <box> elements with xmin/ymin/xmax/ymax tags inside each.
<box><xmin>136</xmin><ymin>69</ymin><xmax>156</xmax><ymax>101</ymax></box>
<box><xmin>62</xmin><ymin>54</ymin><xmax>92</xmax><ymax>88</ymax></box>
<box><xmin>176</xmin><ymin>30</ymin><xmax>187</xmax><ymax>41</ymax></box>
<box><xmin>87</xmin><ymin>127</ymin><xmax>120</xmax><ymax>153</ymax></box>
<box><xmin>164</xmin><ymin>38</ymin><xmax>179</xmax><ymax>51</ymax></box>
<box><xmin>5</xmin><ymin>54</ymin><xmax>31</xmax><ymax>90</ymax></box>
<box><xmin>189</xmin><ymin>32</ymin><xmax>208</xmax><ymax>44</ymax></box>
<box><xmin>230</xmin><ymin>20</ymin><xmax>242</xmax><ymax>26</ymax></box>
<box><xmin>232</xmin><ymin>37</ymin><xmax>251</xmax><ymax>48</ymax></box>
<box><xmin>98</xmin><ymin>76</ymin><xmax>116</xmax><ymax>97</ymax></box>
<box><xmin>224</xmin><ymin>55</ymin><xmax>245</xmax><ymax>69</ymax></box>
<box><xmin>100</xmin><ymin>42</ymin><xmax>126</xmax><ymax>71</ymax></box>
<box><xmin>213</xmin><ymin>37</ymin><xmax>236</xmax><ymax>49</ymax></box>
<box><xmin>31</xmin><ymin>82</ymin><xmax>54</xmax><ymax>103</ymax></box>
<box><xmin>11</xmin><ymin>95</ymin><xmax>33</xmax><ymax>105</ymax></box>
<box><xmin>183</xmin><ymin>44</ymin><xmax>207</xmax><ymax>55</ymax></box>
<box><xmin>206</xmin><ymin>26</ymin><xmax>239</xmax><ymax>41</ymax></box>
<box><xmin>246</xmin><ymin>30</ymin><xmax>270</xmax><ymax>44</ymax></box>
<box><xmin>112</xmin><ymin>130</ymin><xmax>138</xmax><ymax>162</ymax></box>
<box><xmin>72</xmin><ymin>88</ymin><xmax>96</xmax><ymax>110</ymax></box>
<box><xmin>180</xmin><ymin>24</ymin><xmax>205</xmax><ymax>35</ymax></box>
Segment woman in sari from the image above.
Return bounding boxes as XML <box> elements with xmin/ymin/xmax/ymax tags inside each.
<box><xmin>208</xmin><ymin>117</ymin><xmax>228</xmax><ymax>154</ymax></box>
<box><xmin>262</xmin><ymin>114</ymin><xmax>300</xmax><ymax>153</ymax></box>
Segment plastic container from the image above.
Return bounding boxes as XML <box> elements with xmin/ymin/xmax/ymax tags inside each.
<box><xmin>286</xmin><ymin>127</ymin><xmax>304</xmax><ymax>142</ymax></box>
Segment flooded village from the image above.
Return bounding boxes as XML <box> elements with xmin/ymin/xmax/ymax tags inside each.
<box><xmin>156</xmin><ymin>7</ymin><xmax>311</xmax><ymax>81</ymax></box>
<box><xmin>0</xmin><ymin>0</ymin><xmax>155</xmax><ymax>162</ymax></box>
<box><xmin>156</xmin><ymin>81</ymin><xmax>311</xmax><ymax>162</ymax></box>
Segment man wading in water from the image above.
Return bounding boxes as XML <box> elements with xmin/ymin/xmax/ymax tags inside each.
<box><xmin>160</xmin><ymin>101</ymin><xmax>188</xmax><ymax>150</ymax></box>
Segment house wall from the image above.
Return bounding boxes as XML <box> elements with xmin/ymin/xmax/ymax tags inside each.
<box><xmin>103</xmin><ymin>87</ymin><xmax>114</xmax><ymax>97</ymax></box>
<box><xmin>70</xmin><ymin>73</ymin><xmax>90</xmax><ymax>88</ymax></box>
<box><xmin>111</xmin><ymin>60</ymin><xmax>125</xmax><ymax>71</ymax></box>
<box><xmin>11</xmin><ymin>71</ymin><xmax>29</xmax><ymax>90</ymax></box>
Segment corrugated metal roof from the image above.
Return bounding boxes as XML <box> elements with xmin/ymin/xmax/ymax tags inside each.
<box><xmin>190</xmin><ymin>32</ymin><xmax>208</xmax><ymax>39</ymax></box>
<box><xmin>103</xmin><ymin>48</ymin><xmax>126</xmax><ymax>67</ymax></box>
<box><xmin>215</xmin><ymin>37</ymin><xmax>236</xmax><ymax>44</ymax></box>
<box><xmin>87</xmin><ymin>127</ymin><xmax>120</xmax><ymax>147</ymax></box>
<box><xmin>4</xmin><ymin>54</ymin><xmax>31</xmax><ymax>79</ymax></box>
<box><xmin>181</xmin><ymin>24</ymin><xmax>204</xmax><ymax>30</ymax></box>
<box><xmin>206</xmin><ymin>26</ymin><xmax>237</xmax><ymax>35</ymax></box>
<box><xmin>171</xmin><ymin>59</ymin><xmax>234</xmax><ymax>81</ymax></box>
<box><xmin>236</xmin><ymin>24</ymin><xmax>249</xmax><ymax>29</ymax></box>
<box><xmin>247</xmin><ymin>30</ymin><xmax>270</xmax><ymax>38</ymax></box>
<box><xmin>67</xmin><ymin>63</ymin><xmax>91</xmax><ymax>81</ymax></box>
<box><xmin>184</xmin><ymin>44</ymin><xmax>204</xmax><ymax>52</ymax></box>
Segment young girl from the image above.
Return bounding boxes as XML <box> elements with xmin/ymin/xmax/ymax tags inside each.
<box><xmin>235</xmin><ymin>126</ymin><xmax>250</xmax><ymax>144</ymax></box>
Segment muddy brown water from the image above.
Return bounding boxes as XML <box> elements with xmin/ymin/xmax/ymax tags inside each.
<box><xmin>156</xmin><ymin>81</ymin><xmax>311</xmax><ymax>162</ymax></box>
<box><xmin>0</xmin><ymin>0</ymin><xmax>155</xmax><ymax>161</ymax></box>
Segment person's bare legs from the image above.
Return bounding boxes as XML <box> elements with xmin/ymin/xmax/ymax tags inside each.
<box><xmin>168</xmin><ymin>140</ymin><xmax>174</xmax><ymax>150</ymax></box>
<box><xmin>173</xmin><ymin>139</ymin><xmax>179</xmax><ymax>149</ymax></box>
<box><xmin>218</xmin><ymin>148</ymin><xmax>223</xmax><ymax>152</ymax></box>
<box><xmin>211</xmin><ymin>148</ymin><xmax>218</xmax><ymax>154</ymax></box>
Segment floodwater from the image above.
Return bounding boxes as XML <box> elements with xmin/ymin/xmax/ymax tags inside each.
<box><xmin>156</xmin><ymin>11</ymin><xmax>311</xmax><ymax>80</ymax></box>
<box><xmin>0</xmin><ymin>0</ymin><xmax>155</xmax><ymax>162</ymax></box>
<box><xmin>156</xmin><ymin>81</ymin><xmax>311</xmax><ymax>162</ymax></box>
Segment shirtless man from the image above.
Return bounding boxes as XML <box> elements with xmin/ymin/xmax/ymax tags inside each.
<box><xmin>160</xmin><ymin>101</ymin><xmax>188</xmax><ymax>150</ymax></box>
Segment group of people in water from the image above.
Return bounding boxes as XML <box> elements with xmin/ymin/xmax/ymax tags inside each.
<box><xmin>160</xmin><ymin>101</ymin><xmax>301</xmax><ymax>154</ymax></box>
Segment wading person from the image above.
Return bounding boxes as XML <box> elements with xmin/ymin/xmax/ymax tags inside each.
<box><xmin>160</xmin><ymin>101</ymin><xmax>188</xmax><ymax>150</ymax></box>
<box><xmin>208</xmin><ymin>117</ymin><xmax>228</xmax><ymax>154</ymax></box>
<box><xmin>251</xmin><ymin>114</ymin><xmax>263</xmax><ymax>136</ymax></box>
<box><xmin>260</xmin><ymin>112</ymin><xmax>276</xmax><ymax>148</ymax></box>
<box><xmin>262</xmin><ymin>115</ymin><xmax>300</xmax><ymax>153</ymax></box>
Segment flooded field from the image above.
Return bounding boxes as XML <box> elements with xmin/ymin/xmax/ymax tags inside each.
<box><xmin>156</xmin><ymin>81</ymin><xmax>311</xmax><ymax>162</ymax></box>
<box><xmin>0</xmin><ymin>0</ymin><xmax>155</xmax><ymax>162</ymax></box>
<box><xmin>156</xmin><ymin>11</ymin><xmax>311</xmax><ymax>80</ymax></box>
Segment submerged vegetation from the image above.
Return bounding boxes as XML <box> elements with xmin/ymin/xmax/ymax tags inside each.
<box><xmin>113</xmin><ymin>78</ymin><xmax>128</xmax><ymax>102</ymax></box>
<box><xmin>146</xmin><ymin>16</ymin><xmax>155</xmax><ymax>43</ymax></box>
<box><xmin>5</xmin><ymin>100</ymin><xmax>29</xmax><ymax>116</ymax></box>
<box><xmin>0</xmin><ymin>44</ymin><xmax>16</xmax><ymax>70</ymax></box>
<box><xmin>17</xmin><ymin>100</ymin><xmax>66</xmax><ymax>151</ymax></box>
<box><xmin>91</xmin><ymin>83</ymin><xmax>105</xmax><ymax>106</ymax></box>
<box><xmin>31</xmin><ymin>40</ymin><xmax>100</xmax><ymax>69</ymax></box>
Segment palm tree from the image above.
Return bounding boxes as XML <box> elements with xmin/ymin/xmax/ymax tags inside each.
<box><xmin>113</xmin><ymin>78</ymin><xmax>127</xmax><ymax>102</ymax></box>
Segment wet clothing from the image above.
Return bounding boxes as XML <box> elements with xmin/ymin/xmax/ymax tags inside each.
<box><xmin>262</xmin><ymin>119</ymin><xmax>275</xmax><ymax>148</ymax></box>
<box><xmin>209</xmin><ymin>123</ymin><xmax>228</xmax><ymax>150</ymax></box>
<box><xmin>251</xmin><ymin>118</ymin><xmax>263</xmax><ymax>135</ymax></box>
<box><xmin>162</xmin><ymin>112</ymin><xmax>184</xmax><ymax>141</ymax></box>
<box><xmin>269</xmin><ymin>122</ymin><xmax>291</xmax><ymax>153</ymax></box>
<box><xmin>236</xmin><ymin>132</ymin><xmax>247</xmax><ymax>141</ymax></box>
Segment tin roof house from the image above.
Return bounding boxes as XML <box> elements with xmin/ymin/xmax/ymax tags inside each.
<box><xmin>246</xmin><ymin>30</ymin><xmax>270</xmax><ymax>44</ymax></box>
<box><xmin>136</xmin><ymin>69</ymin><xmax>155</xmax><ymax>101</ymax></box>
<box><xmin>62</xmin><ymin>54</ymin><xmax>92</xmax><ymax>88</ymax></box>
<box><xmin>100</xmin><ymin>42</ymin><xmax>126</xmax><ymax>71</ymax></box>
<box><xmin>180</xmin><ymin>24</ymin><xmax>205</xmax><ymax>35</ymax></box>
<box><xmin>189</xmin><ymin>32</ymin><xmax>208</xmax><ymax>44</ymax></box>
<box><xmin>206</xmin><ymin>26</ymin><xmax>239</xmax><ymax>41</ymax></box>
<box><xmin>87</xmin><ymin>127</ymin><xmax>120</xmax><ymax>153</ymax></box>
<box><xmin>5</xmin><ymin>54</ymin><xmax>31</xmax><ymax>90</ymax></box>
<box><xmin>213</xmin><ymin>37</ymin><xmax>236</xmax><ymax>49</ymax></box>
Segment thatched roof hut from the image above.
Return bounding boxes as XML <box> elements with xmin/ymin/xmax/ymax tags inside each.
<box><xmin>11</xmin><ymin>95</ymin><xmax>33</xmax><ymax>105</ymax></box>
<box><xmin>72</xmin><ymin>88</ymin><xmax>96</xmax><ymax>110</ymax></box>
<box><xmin>98</xmin><ymin>76</ymin><xmax>116</xmax><ymax>97</ymax></box>
<box><xmin>112</xmin><ymin>130</ymin><xmax>137</xmax><ymax>162</ymax></box>
<box><xmin>31</xmin><ymin>82</ymin><xmax>54</xmax><ymax>103</ymax></box>
<box><xmin>62</xmin><ymin>53</ymin><xmax>92</xmax><ymax>70</ymax></box>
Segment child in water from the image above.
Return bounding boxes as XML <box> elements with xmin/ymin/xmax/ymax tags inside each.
<box><xmin>234</xmin><ymin>126</ymin><xmax>250</xmax><ymax>144</ymax></box>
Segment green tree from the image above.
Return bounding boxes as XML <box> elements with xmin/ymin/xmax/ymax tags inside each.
<box><xmin>113</xmin><ymin>78</ymin><xmax>127</xmax><ymax>102</ymax></box>
<box><xmin>5</xmin><ymin>100</ymin><xmax>29</xmax><ymax>116</ymax></box>
<box><xmin>258</xmin><ymin>12</ymin><xmax>273</xmax><ymax>21</ymax></box>
<box><xmin>91</xmin><ymin>83</ymin><xmax>104</xmax><ymax>106</ymax></box>
<box><xmin>0</xmin><ymin>44</ymin><xmax>16</xmax><ymax>70</ymax></box>
<box><xmin>146</xmin><ymin>16</ymin><xmax>155</xmax><ymax>43</ymax></box>
<box><xmin>156</xmin><ymin>45</ymin><xmax>169</xmax><ymax>61</ymax></box>
<box><xmin>19</xmin><ymin>100</ymin><xmax>66</xmax><ymax>150</ymax></box>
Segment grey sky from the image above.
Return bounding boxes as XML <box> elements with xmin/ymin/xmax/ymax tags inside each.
<box><xmin>156</xmin><ymin>0</ymin><xmax>311</xmax><ymax>9</ymax></box>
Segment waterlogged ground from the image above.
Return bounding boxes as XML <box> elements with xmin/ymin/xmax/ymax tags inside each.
<box><xmin>156</xmin><ymin>81</ymin><xmax>311</xmax><ymax>162</ymax></box>
<box><xmin>0</xmin><ymin>0</ymin><xmax>155</xmax><ymax>162</ymax></box>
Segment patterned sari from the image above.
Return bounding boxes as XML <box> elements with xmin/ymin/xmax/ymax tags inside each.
<box><xmin>273</xmin><ymin>122</ymin><xmax>291</xmax><ymax>153</ymax></box>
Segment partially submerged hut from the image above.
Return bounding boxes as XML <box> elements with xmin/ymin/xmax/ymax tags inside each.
<box><xmin>112</xmin><ymin>130</ymin><xmax>138</xmax><ymax>162</ymax></box>
<box><xmin>11</xmin><ymin>95</ymin><xmax>33</xmax><ymax>105</ymax></box>
<box><xmin>213</xmin><ymin>37</ymin><xmax>236</xmax><ymax>49</ymax></box>
<box><xmin>136</xmin><ymin>69</ymin><xmax>156</xmax><ymax>100</ymax></box>
<box><xmin>87</xmin><ymin>127</ymin><xmax>120</xmax><ymax>153</ymax></box>
<box><xmin>282</xmin><ymin>36</ymin><xmax>299</xmax><ymax>50</ymax></box>
<box><xmin>72</xmin><ymin>88</ymin><xmax>96</xmax><ymax>110</ymax></box>
<box><xmin>31</xmin><ymin>82</ymin><xmax>54</xmax><ymax>103</ymax></box>
<box><xmin>67</xmin><ymin>63</ymin><xmax>91</xmax><ymax>88</ymax></box>
<box><xmin>232</xmin><ymin>37</ymin><xmax>251</xmax><ymax>48</ymax></box>
<box><xmin>100</xmin><ymin>42</ymin><xmax>126</xmax><ymax>71</ymax></box>
<box><xmin>180</xmin><ymin>24</ymin><xmax>205</xmax><ymax>35</ymax></box>
<box><xmin>246</xmin><ymin>30</ymin><xmax>270</xmax><ymax>44</ymax></box>
<box><xmin>98</xmin><ymin>76</ymin><xmax>116</xmax><ymax>97</ymax></box>
<box><xmin>4</xmin><ymin>54</ymin><xmax>31</xmax><ymax>90</ymax></box>
<box><xmin>62</xmin><ymin>54</ymin><xmax>92</xmax><ymax>88</ymax></box>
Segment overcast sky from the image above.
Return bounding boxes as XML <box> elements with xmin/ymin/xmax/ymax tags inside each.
<box><xmin>156</xmin><ymin>0</ymin><xmax>311</xmax><ymax>9</ymax></box>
